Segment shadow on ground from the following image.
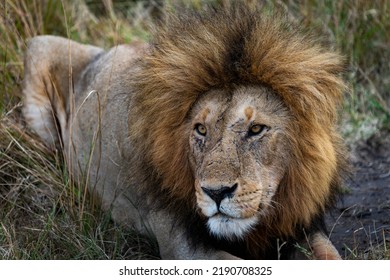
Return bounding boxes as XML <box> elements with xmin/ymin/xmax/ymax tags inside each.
<box><xmin>327</xmin><ymin>129</ymin><xmax>390</xmax><ymax>259</ymax></box>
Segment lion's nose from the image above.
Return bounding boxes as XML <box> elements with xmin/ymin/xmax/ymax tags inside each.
<box><xmin>201</xmin><ymin>183</ymin><xmax>238</xmax><ymax>208</ymax></box>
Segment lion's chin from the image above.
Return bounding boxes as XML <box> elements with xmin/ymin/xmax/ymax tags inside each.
<box><xmin>207</xmin><ymin>214</ymin><xmax>259</xmax><ymax>241</ymax></box>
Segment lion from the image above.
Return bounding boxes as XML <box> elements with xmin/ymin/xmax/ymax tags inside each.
<box><xmin>22</xmin><ymin>5</ymin><xmax>348</xmax><ymax>259</ymax></box>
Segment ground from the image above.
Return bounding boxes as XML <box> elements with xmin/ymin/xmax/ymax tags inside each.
<box><xmin>327</xmin><ymin>129</ymin><xmax>390</xmax><ymax>259</ymax></box>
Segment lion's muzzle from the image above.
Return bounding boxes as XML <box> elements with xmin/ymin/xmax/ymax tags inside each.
<box><xmin>201</xmin><ymin>183</ymin><xmax>238</xmax><ymax>209</ymax></box>
<box><xmin>197</xmin><ymin>181</ymin><xmax>261</xmax><ymax>239</ymax></box>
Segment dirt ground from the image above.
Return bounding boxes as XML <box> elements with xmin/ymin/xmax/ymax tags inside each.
<box><xmin>326</xmin><ymin>129</ymin><xmax>390</xmax><ymax>259</ymax></box>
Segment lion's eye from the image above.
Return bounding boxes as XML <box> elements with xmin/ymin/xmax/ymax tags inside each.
<box><xmin>195</xmin><ymin>123</ymin><xmax>207</xmax><ymax>136</ymax></box>
<box><xmin>248</xmin><ymin>124</ymin><xmax>266</xmax><ymax>137</ymax></box>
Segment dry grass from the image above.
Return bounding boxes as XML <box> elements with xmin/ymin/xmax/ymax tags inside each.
<box><xmin>1</xmin><ymin>0</ymin><xmax>158</xmax><ymax>260</ymax></box>
<box><xmin>1</xmin><ymin>0</ymin><xmax>389</xmax><ymax>259</ymax></box>
<box><xmin>0</xmin><ymin>112</ymin><xmax>159</xmax><ymax>259</ymax></box>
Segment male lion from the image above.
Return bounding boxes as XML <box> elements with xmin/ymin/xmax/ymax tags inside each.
<box><xmin>22</xmin><ymin>6</ymin><xmax>347</xmax><ymax>259</ymax></box>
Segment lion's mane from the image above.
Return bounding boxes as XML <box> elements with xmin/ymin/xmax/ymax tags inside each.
<box><xmin>129</xmin><ymin>5</ymin><xmax>348</xmax><ymax>258</ymax></box>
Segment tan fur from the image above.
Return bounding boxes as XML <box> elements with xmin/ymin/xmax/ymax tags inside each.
<box><xmin>244</xmin><ymin>107</ymin><xmax>254</xmax><ymax>121</ymax></box>
<box><xmin>22</xmin><ymin>5</ymin><xmax>347</xmax><ymax>259</ymax></box>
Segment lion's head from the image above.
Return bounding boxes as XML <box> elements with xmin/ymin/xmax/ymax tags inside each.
<box><xmin>189</xmin><ymin>86</ymin><xmax>290</xmax><ymax>239</ymax></box>
<box><xmin>129</xmin><ymin>5</ymin><xmax>347</xmax><ymax>253</ymax></box>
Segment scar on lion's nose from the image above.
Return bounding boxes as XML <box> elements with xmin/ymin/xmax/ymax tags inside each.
<box><xmin>201</xmin><ymin>183</ymin><xmax>238</xmax><ymax>208</ymax></box>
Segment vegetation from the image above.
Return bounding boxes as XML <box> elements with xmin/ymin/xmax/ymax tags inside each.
<box><xmin>1</xmin><ymin>0</ymin><xmax>389</xmax><ymax>259</ymax></box>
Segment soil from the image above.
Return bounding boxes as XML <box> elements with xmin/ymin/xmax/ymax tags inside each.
<box><xmin>326</xmin><ymin>129</ymin><xmax>390</xmax><ymax>258</ymax></box>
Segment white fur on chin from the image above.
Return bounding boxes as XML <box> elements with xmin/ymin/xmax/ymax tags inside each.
<box><xmin>207</xmin><ymin>214</ymin><xmax>258</xmax><ymax>240</ymax></box>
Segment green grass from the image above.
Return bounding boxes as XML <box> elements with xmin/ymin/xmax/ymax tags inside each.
<box><xmin>1</xmin><ymin>0</ymin><xmax>389</xmax><ymax>260</ymax></box>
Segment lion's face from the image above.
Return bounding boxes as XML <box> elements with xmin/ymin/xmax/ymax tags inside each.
<box><xmin>188</xmin><ymin>86</ymin><xmax>292</xmax><ymax>240</ymax></box>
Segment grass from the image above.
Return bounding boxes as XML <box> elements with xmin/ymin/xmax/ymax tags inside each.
<box><xmin>0</xmin><ymin>114</ymin><xmax>159</xmax><ymax>259</ymax></box>
<box><xmin>0</xmin><ymin>0</ymin><xmax>159</xmax><ymax>260</ymax></box>
<box><xmin>1</xmin><ymin>0</ymin><xmax>389</xmax><ymax>260</ymax></box>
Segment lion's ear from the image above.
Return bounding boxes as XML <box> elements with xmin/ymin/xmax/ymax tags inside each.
<box><xmin>23</xmin><ymin>35</ymin><xmax>103</xmax><ymax>149</ymax></box>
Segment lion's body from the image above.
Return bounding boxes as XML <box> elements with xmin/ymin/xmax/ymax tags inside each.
<box><xmin>22</xmin><ymin>6</ymin><xmax>347</xmax><ymax>259</ymax></box>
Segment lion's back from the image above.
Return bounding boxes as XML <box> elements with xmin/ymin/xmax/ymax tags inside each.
<box><xmin>66</xmin><ymin>43</ymin><xmax>147</xmax><ymax>221</ymax></box>
<box><xmin>22</xmin><ymin>37</ymin><xmax>148</xmax><ymax>229</ymax></box>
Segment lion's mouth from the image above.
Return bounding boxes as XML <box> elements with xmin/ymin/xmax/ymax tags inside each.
<box><xmin>206</xmin><ymin>213</ymin><xmax>259</xmax><ymax>240</ymax></box>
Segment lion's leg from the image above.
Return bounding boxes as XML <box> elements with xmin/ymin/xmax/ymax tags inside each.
<box><xmin>22</xmin><ymin>35</ymin><xmax>103</xmax><ymax>150</ymax></box>
<box><xmin>309</xmin><ymin>232</ymin><xmax>341</xmax><ymax>260</ymax></box>
<box><xmin>23</xmin><ymin>67</ymin><xmax>65</xmax><ymax>150</ymax></box>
